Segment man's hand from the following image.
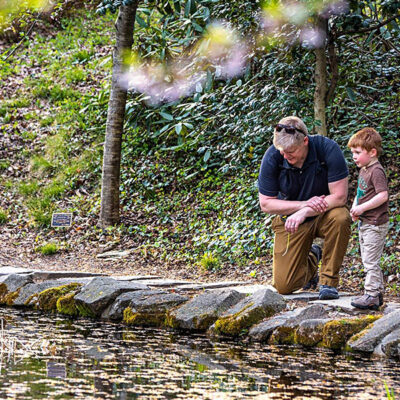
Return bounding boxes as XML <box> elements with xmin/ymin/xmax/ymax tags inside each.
<box><xmin>304</xmin><ymin>195</ymin><xmax>328</xmax><ymax>214</ymax></box>
<box><xmin>284</xmin><ymin>208</ymin><xmax>309</xmax><ymax>233</ymax></box>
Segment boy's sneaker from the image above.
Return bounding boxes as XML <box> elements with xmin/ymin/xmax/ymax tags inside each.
<box><xmin>351</xmin><ymin>294</ymin><xmax>380</xmax><ymax>311</ymax></box>
<box><xmin>319</xmin><ymin>285</ymin><xmax>339</xmax><ymax>300</ymax></box>
<box><xmin>303</xmin><ymin>244</ymin><xmax>322</xmax><ymax>290</ymax></box>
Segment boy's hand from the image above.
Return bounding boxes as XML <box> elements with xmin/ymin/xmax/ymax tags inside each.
<box><xmin>350</xmin><ymin>205</ymin><xmax>364</xmax><ymax>220</ymax></box>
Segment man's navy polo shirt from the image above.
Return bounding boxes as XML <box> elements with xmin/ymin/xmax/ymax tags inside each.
<box><xmin>258</xmin><ymin>135</ymin><xmax>348</xmax><ymax>201</ymax></box>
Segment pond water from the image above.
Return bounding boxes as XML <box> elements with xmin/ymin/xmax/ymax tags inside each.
<box><xmin>0</xmin><ymin>308</ymin><xmax>399</xmax><ymax>399</ymax></box>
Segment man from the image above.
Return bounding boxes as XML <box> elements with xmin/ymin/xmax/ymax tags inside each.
<box><xmin>258</xmin><ymin>116</ymin><xmax>351</xmax><ymax>299</ymax></box>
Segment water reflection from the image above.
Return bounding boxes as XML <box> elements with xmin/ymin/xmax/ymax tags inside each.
<box><xmin>0</xmin><ymin>308</ymin><xmax>399</xmax><ymax>399</ymax></box>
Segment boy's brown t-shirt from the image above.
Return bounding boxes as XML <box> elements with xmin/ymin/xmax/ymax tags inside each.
<box><xmin>357</xmin><ymin>161</ymin><xmax>389</xmax><ymax>225</ymax></box>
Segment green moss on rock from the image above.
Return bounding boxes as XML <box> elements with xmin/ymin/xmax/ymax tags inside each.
<box><xmin>269</xmin><ymin>326</ymin><xmax>296</xmax><ymax>345</ymax></box>
<box><xmin>75</xmin><ymin>302</ymin><xmax>96</xmax><ymax>318</ymax></box>
<box><xmin>0</xmin><ymin>283</ymin><xmax>8</xmax><ymax>302</ymax></box>
<box><xmin>36</xmin><ymin>283</ymin><xmax>82</xmax><ymax>312</ymax></box>
<box><xmin>123</xmin><ymin>307</ymin><xmax>166</xmax><ymax>327</ymax></box>
<box><xmin>56</xmin><ymin>292</ymin><xmax>79</xmax><ymax>316</ymax></box>
<box><xmin>3</xmin><ymin>289</ymin><xmax>21</xmax><ymax>306</ymax></box>
<box><xmin>322</xmin><ymin>316</ymin><xmax>380</xmax><ymax>349</ymax></box>
<box><xmin>213</xmin><ymin>303</ymin><xmax>270</xmax><ymax>336</ymax></box>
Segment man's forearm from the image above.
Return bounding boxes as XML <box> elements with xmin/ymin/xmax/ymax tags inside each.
<box><xmin>259</xmin><ymin>197</ymin><xmax>305</xmax><ymax>215</ymax></box>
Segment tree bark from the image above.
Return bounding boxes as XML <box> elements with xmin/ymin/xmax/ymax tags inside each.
<box><xmin>313</xmin><ymin>16</ymin><xmax>328</xmax><ymax>136</ymax></box>
<box><xmin>100</xmin><ymin>3</ymin><xmax>138</xmax><ymax>226</ymax></box>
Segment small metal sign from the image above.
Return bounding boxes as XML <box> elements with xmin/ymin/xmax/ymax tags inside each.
<box><xmin>51</xmin><ymin>213</ymin><xmax>72</xmax><ymax>227</ymax></box>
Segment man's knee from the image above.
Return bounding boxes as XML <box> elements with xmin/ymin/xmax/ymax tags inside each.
<box><xmin>325</xmin><ymin>207</ymin><xmax>351</xmax><ymax>228</ymax></box>
<box><xmin>273</xmin><ymin>277</ymin><xmax>298</xmax><ymax>295</ymax></box>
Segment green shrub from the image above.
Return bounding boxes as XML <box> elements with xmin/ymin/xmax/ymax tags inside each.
<box><xmin>19</xmin><ymin>181</ymin><xmax>39</xmax><ymax>196</ymax></box>
<box><xmin>199</xmin><ymin>252</ymin><xmax>221</xmax><ymax>271</ymax></box>
<box><xmin>35</xmin><ymin>243</ymin><xmax>59</xmax><ymax>255</ymax></box>
<box><xmin>0</xmin><ymin>208</ymin><xmax>7</xmax><ymax>224</ymax></box>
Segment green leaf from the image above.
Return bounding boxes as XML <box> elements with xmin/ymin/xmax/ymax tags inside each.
<box><xmin>175</xmin><ymin>123</ymin><xmax>182</xmax><ymax>134</ymax></box>
<box><xmin>135</xmin><ymin>15</ymin><xmax>148</xmax><ymax>28</ymax></box>
<box><xmin>160</xmin><ymin>112</ymin><xmax>174</xmax><ymax>121</ymax></box>
<box><xmin>346</xmin><ymin>87</ymin><xmax>356</xmax><ymax>102</ymax></box>
<box><xmin>184</xmin><ymin>0</ymin><xmax>197</xmax><ymax>17</ymax></box>
<box><xmin>204</xmin><ymin>149</ymin><xmax>211</xmax><ymax>162</ymax></box>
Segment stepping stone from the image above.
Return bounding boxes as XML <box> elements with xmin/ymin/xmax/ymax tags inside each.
<box><xmin>166</xmin><ymin>289</ymin><xmax>246</xmax><ymax>331</ymax></box>
<box><xmin>139</xmin><ymin>279</ymin><xmax>197</xmax><ymax>288</ymax></box>
<box><xmin>75</xmin><ymin>277</ymin><xmax>148</xmax><ymax>317</ymax></box>
<box><xmin>310</xmin><ymin>296</ymin><xmax>370</xmax><ymax>315</ymax></box>
<box><xmin>96</xmin><ymin>250</ymin><xmax>132</xmax><ymax>259</ymax></box>
<box><xmin>283</xmin><ymin>292</ymin><xmax>320</xmax><ymax>301</ymax></box>
<box><xmin>176</xmin><ymin>281</ymin><xmax>249</xmax><ymax>291</ymax></box>
<box><xmin>227</xmin><ymin>284</ymin><xmax>277</xmax><ymax>295</ymax></box>
<box><xmin>30</xmin><ymin>271</ymin><xmax>106</xmax><ymax>282</ymax></box>
<box><xmin>349</xmin><ymin>309</ymin><xmax>400</xmax><ymax>353</ymax></box>
<box><xmin>0</xmin><ymin>266</ymin><xmax>34</xmax><ymax>275</ymax></box>
<box><xmin>113</xmin><ymin>275</ymin><xmax>161</xmax><ymax>281</ymax></box>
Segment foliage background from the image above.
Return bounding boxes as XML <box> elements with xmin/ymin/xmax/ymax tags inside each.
<box><xmin>0</xmin><ymin>0</ymin><xmax>399</xmax><ymax>291</ymax></box>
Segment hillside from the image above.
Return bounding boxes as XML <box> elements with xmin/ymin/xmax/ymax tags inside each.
<box><xmin>0</xmin><ymin>4</ymin><xmax>399</xmax><ymax>296</ymax></box>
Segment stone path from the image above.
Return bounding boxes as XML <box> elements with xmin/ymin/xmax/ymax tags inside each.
<box><xmin>0</xmin><ymin>266</ymin><xmax>399</xmax><ymax>360</ymax></box>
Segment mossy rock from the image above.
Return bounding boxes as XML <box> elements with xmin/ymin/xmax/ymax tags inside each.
<box><xmin>35</xmin><ymin>283</ymin><xmax>82</xmax><ymax>312</ymax></box>
<box><xmin>56</xmin><ymin>292</ymin><xmax>79</xmax><ymax>317</ymax></box>
<box><xmin>269</xmin><ymin>326</ymin><xmax>296</xmax><ymax>345</ymax></box>
<box><xmin>213</xmin><ymin>304</ymin><xmax>270</xmax><ymax>336</ymax></box>
<box><xmin>0</xmin><ymin>283</ymin><xmax>7</xmax><ymax>302</ymax></box>
<box><xmin>3</xmin><ymin>289</ymin><xmax>21</xmax><ymax>306</ymax></box>
<box><xmin>294</xmin><ymin>319</ymin><xmax>329</xmax><ymax>347</ymax></box>
<box><xmin>123</xmin><ymin>307</ymin><xmax>166</xmax><ymax>327</ymax></box>
<box><xmin>322</xmin><ymin>315</ymin><xmax>380</xmax><ymax>349</ymax></box>
<box><xmin>75</xmin><ymin>301</ymin><xmax>97</xmax><ymax>318</ymax></box>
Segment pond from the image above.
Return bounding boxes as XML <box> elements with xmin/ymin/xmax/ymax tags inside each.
<box><xmin>0</xmin><ymin>308</ymin><xmax>399</xmax><ymax>399</ymax></box>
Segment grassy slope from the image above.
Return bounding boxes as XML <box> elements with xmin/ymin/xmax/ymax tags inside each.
<box><xmin>0</xmin><ymin>7</ymin><xmax>399</xmax><ymax>294</ymax></box>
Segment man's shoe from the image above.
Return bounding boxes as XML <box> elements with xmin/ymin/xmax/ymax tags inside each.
<box><xmin>303</xmin><ymin>244</ymin><xmax>322</xmax><ymax>290</ymax></box>
<box><xmin>311</xmin><ymin>244</ymin><xmax>322</xmax><ymax>263</ymax></box>
<box><xmin>378</xmin><ymin>292</ymin><xmax>384</xmax><ymax>306</ymax></box>
<box><xmin>319</xmin><ymin>285</ymin><xmax>339</xmax><ymax>300</ymax></box>
<box><xmin>351</xmin><ymin>294</ymin><xmax>380</xmax><ymax>311</ymax></box>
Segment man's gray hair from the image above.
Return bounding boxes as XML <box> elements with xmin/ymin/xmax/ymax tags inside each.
<box><xmin>273</xmin><ymin>116</ymin><xmax>308</xmax><ymax>151</ymax></box>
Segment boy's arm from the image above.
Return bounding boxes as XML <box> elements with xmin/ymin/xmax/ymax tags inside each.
<box><xmin>351</xmin><ymin>191</ymin><xmax>388</xmax><ymax>216</ymax></box>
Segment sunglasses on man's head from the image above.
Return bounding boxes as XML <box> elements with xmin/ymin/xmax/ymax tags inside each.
<box><xmin>275</xmin><ymin>124</ymin><xmax>305</xmax><ymax>135</ymax></box>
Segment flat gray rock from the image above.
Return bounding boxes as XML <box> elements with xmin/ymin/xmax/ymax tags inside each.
<box><xmin>30</xmin><ymin>271</ymin><xmax>105</xmax><ymax>282</ymax></box>
<box><xmin>102</xmin><ymin>289</ymin><xmax>165</xmax><ymax>320</ymax></box>
<box><xmin>167</xmin><ymin>290</ymin><xmax>246</xmax><ymax>331</ymax></box>
<box><xmin>74</xmin><ymin>277</ymin><xmax>148</xmax><ymax>317</ymax></box>
<box><xmin>380</xmin><ymin>327</ymin><xmax>400</xmax><ymax>359</ymax></box>
<box><xmin>283</xmin><ymin>292</ymin><xmax>320</xmax><ymax>301</ymax></box>
<box><xmin>177</xmin><ymin>281</ymin><xmax>248</xmax><ymax>291</ymax></box>
<box><xmin>383</xmin><ymin>302</ymin><xmax>400</xmax><ymax>315</ymax></box>
<box><xmin>227</xmin><ymin>284</ymin><xmax>277</xmax><ymax>295</ymax></box>
<box><xmin>348</xmin><ymin>309</ymin><xmax>400</xmax><ymax>353</ymax></box>
<box><xmin>212</xmin><ymin>289</ymin><xmax>286</xmax><ymax>336</ymax></box>
<box><xmin>248</xmin><ymin>304</ymin><xmax>327</xmax><ymax>342</ymax></box>
<box><xmin>140</xmin><ymin>279</ymin><xmax>197</xmax><ymax>288</ymax></box>
<box><xmin>0</xmin><ymin>273</ymin><xmax>33</xmax><ymax>296</ymax></box>
<box><xmin>13</xmin><ymin>279</ymin><xmax>81</xmax><ymax>306</ymax></box>
<box><xmin>109</xmin><ymin>291</ymin><xmax>189</xmax><ymax>326</ymax></box>
<box><xmin>0</xmin><ymin>266</ymin><xmax>33</xmax><ymax>275</ymax></box>
<box><xmin>112</xmin><ymin>275</ymin><xmax>161</xmax><ymax>281</ymax></box>
<box><xmin>311</xmin><ymin>296</ymin><xmax>368</xmax><ymax>314</ymax></box>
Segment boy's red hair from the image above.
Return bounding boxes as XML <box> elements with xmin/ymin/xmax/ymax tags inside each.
<box><xmin>347</xmin><ymin>127</ymin><xmax>382</xmax><ymax>156</ymax></box>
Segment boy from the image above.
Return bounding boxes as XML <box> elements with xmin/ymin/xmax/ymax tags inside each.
<box><xmin>348</xmin><ymin>127</ymin><xmax>389</xmax><ymax>310</ymax></box>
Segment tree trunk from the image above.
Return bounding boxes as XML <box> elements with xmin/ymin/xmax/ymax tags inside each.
<box><xmin>100</xmin><ymin>3</ymin><xmax>138</xmax><ymax>226</ymax></box>
<box><xmin>313</xmin><ymin>16</ymin><xmax>328</xmax><ymax>136</ymax></box>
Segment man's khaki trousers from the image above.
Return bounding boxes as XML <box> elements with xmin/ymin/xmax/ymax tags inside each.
<box><xmin>271</xmin><ymin>207</ymin><xmax>351</xmax><ymax>294</ymax></box>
